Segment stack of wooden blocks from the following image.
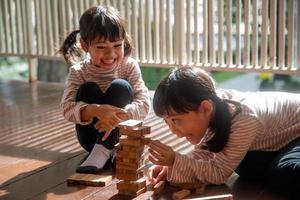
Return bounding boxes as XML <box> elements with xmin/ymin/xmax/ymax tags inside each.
<box><xmin>115</xmin><ymin>119</ymin><xmax>151</xmax><ymax>197</ymax></box>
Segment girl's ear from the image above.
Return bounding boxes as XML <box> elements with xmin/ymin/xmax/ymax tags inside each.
<box><xmin>198</xmin><ymin>100</ymin><xmax>214</xmax><ymax>116</ymax></box>
<box><xmin>80</xmin><ymin>39</ymin><xmax>88</xmax><ymax>52</ymax></box>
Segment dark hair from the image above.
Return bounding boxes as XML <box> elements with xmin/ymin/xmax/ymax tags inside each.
<box><xmin>59</xmin><ymin>5</ymin><xmax>133</xmax><ymax>64</ymax></box>
<box><xmin>153</xmin><ymin>66</ymin><xmax>240</xmax><ymax>152</ymax></box>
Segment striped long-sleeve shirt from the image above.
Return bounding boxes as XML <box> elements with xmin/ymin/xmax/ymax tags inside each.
<box><xmin>60</xmin><ymin>57</ymin><xmax>150</xmax><ymax>125</ymax></box>
<box><xmin>167</xmin><ymin>89</ymin><xmax>300</xmax><ymax>184</ymax></box>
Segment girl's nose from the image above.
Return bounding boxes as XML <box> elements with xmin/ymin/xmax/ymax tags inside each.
<box><xmin>104</xmin><ymin>48</ymin><xmax>114</xmax><ymax>56</ymax></box>
<box><xmin>169</xmin><ymin>124</ymin><xmax>183</xmax><ymax>138</ymax></box>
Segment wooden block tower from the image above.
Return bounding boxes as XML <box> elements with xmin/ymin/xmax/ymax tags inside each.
<box><xmin>115</xmin><ymin>119</ymin><xmax>151</xmax><ymax>197</ymax></box>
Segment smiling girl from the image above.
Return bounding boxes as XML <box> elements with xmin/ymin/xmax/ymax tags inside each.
<box><xmin>59</xmin><ymin>5</ymin><xmax>150</xmax><ymax>174</ymax></box>
<box><xmin>147</xmin><ymin>66</ymin><xmax>300</xmax><ymax>197</ymax></box>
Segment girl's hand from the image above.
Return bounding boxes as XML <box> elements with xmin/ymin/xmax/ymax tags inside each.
<box><xmin>148</xmin><ymin>140</ymin><xmax>175</xmax><ymax>166</ymax></box>
<box><xmin>146</xmin><ymin>165</ymin><xmax>167</xmax><ymax>185</ymax></box>
<box><xmin>90</xmin><ymin>104</ymin><xmax>129</xmax><ymax>140</ymax></box>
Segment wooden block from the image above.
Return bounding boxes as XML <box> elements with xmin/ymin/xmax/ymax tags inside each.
<box><xmin>116</xmin><ymin>156</ymin><xmax>139</xmax><ymax>164</ymax></box>
<box><xmin>116</xmin><ymin>157</ymin><xmax>144</xmax><ymax>169</ymax></box>
<box><xmin>153</xmin><ymin>180</ymin><xmax>165</xmax><ymax>195</ymax></box>
<box><xmin>67</xmin><ymin>173</ymin><xmax>112</xmax><ymax>186</ymax></box>
<box><xmin>195</xmin><ymin>184</ymin><xmax>206</xmax><ymax>194</ymax></box>
<box><xmin>116</xmin><ymin>178</ymin><xmax>146</xmax><ymax>192</ymax></box>
<box><xmin>118</xmin><ymin>186</ymin><xmax>146</xmax><ymax>196</ymax></box>
<box><xmin>115</xmin><ymin>142</ymin><xmax>122</xmax><ymax>151</ymax></box>
<box><xmin>118</xmin><ymin>119</ymin><xmax>143</xmax><ymax>128</ymax></box>
<box><xmin>115</xmin><ymin>171</ymin><xmax>144</xmax><ymax>181</ymax></box>
<box><xmin>191</xmin><ymin>194</ymin><xmax>233</xmax><ymax>200</ymax></box>
<box><xmin>141</xmin><ymin>137</ymin><xmax>152</xmax><ymax>145</ymax></box>
<box><xmin>120</xmin><ymin>126</ymin><xmax>151</xmax><ymax>138</ymax></box>
<box><xmin>116</xmin><ymin>167</ymin><xmax>141</xmax><ymax>176</ymax></box>
<box><xmin>170</xmin><ymin>181</ymin><xmax>205</xmax><ymax>189</ymax></box>
<box><xmin>119</xmin><ymin>135</ymin><xmax>143</xmax><ymax>147</ymax></box>
<box><xmin>122</xmin><ymin>145</ymin><xmax>144</xmax><ymax>152</ymax></box>
<box><xmin>116</xmin><ymin>149</ymin><xmax>143</xmax><ymax>159</ymax></box>
<box><xmin>172</xmin><ymin>189</ymin><xmax>191</xmax><ymax>200</ymax></box>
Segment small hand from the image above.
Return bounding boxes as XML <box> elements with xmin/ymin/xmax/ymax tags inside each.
<box><xmin>94</xmin><ymin>121</ymin><xmax>114</xmax><ymax>140</ymax></box>
<box><xmin>148</xmin><ymin>140</ymin><xmax>175</xmax><ymax>166</ymax></box>
<box><xmin>146</xmin><ymin>165</ymin><xmax>167</xmax><ymax>185</ymax></box>
<box><xmin>92</xmin><ymin>104</ymin><xmax>129</xmax><ymax>141</ymax></box>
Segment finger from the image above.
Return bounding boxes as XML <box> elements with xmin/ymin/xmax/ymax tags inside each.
<box><xmin>151</xmin><ymin>140</ymin><xmax>170</xmax><ymax>151</ymax></box>
<box><xmin>150</xmin><ymin>141</ymin><xmax>172</xmax><ymax>155</ymax></box>
<box><xmin>94</xmin><ymin>122</ymin><xmax>108</xmax><ymax>133</ymax></box>
<box><xmin>94</xmin><ymin>121</ymin><xmax>102</xmax><ymax>129</ymax></box>
<box><xmin>102</xmin><ymin>129</ymin><xmax>112</xmax><ymax>141</ymax></box>
<box><xmin>116</xmin><ymin>112</ymin><xmax>129</xmax><ymax>121</ymax></box>
<box><xmin>109</xmin><ymin>115</ymin><xmax>122</xmax><ymax>127</ymax></box>
<box><xmin>148</xmin><ymin>155</ymin><xmax>163</xmax><ymax>165</ymax></box>
<box><xmin>146</xmin><ymin>169</ymin><xmax>153</xmax><ymax>182</ymax></box>
<box><xmin>149</xmin><ymin>143</ymin><xmax>168</xmax><ymax>156</ymax></box>
<box><xmin>149</xmin><ymin>148</ymin><xmax>165</xmax><ymax>161</ymax></box>
<box><xmin>155</xmin><ymin>170</ymin><xmax>166</xmax><ymax>183</ymax></box>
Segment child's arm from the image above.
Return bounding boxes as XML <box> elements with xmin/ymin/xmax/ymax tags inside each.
<box><xmin>123</xmin><ymin>58</ymin><xmax>151</xmax><ymax>120</ymax></box>
<box><xmin>147</xmin><ymin>116</ymin><xmax>261</xmax><ymax>185</ymax></box>
<box><xmin>60</xmin><ymin>67</ymin><xmax>89</xmax><ymax>125</ymax></box>
<box><xmin>167</xmin><ymin>116</ymin><xmax>261</xmax><ymax>184</ymax></box>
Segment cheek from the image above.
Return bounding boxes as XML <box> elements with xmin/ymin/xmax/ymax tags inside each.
<box><xmin>117</xmin><ymin>49</ymin><xmax>124</xmax><ymax>58</ymax></box>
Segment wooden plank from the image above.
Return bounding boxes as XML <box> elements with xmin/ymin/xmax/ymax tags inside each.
<box><xmin>118</xmin><ymin>119</ymin><xmax>143</xmax><ymax>128</ymax></box>
<box><xmin>116</xmin><ymin>178</ymin><xmax>146</xmax><ymax>192</ymax></box>
<box><xmin>154</xmin><ymin>180</ymin><xmax>165</xmax><ymax>195</ymax></box>
<box><xmin>1</xmin><ymin>80</ymin><xmax>295</xmax><ymax>200</ymax></box>
<box><xmin>225</xmin><ymin>0</ymin><xmax>232</xmax><ymax>65</ymax></box>
<box><xmin>67</xmin><ymin>173</ymin><xmax>112</xmax><ymax>186</ymax></box>
<box><xmin>172</xmin><ymin>189</ymin><xmax>191</xmax><ymax>200</ymax></box>
<box><xmin>190</xmin><ymin>194</ymin><xmax>233</xmax><ymax>200</ymax></box>
<box><xmin>170</xmin><ymin>181</ymin><xmax>205</xmax><ymax>190</ymax></box>
<box><xmin>119</xmin><ymin>126</ymin><xmax>151</xmax><ymax>138</ymax></box>
<box><xmin>269</xmin><ymin>0</ymin><xmax>277</xmax><ymax>68</ymax></box>
<box><xmin>217</xmin><ymin>0</ymin><xmax>224</xmax><ymax>65</ymax></box>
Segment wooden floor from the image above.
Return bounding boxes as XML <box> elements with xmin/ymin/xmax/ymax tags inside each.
<box><xmin>0</xmin><ymin>80</ymin><xmax>290</xmax><ymax>200</ymax></box>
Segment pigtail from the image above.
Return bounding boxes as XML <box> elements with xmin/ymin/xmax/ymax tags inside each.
<box><xmin>204</xmin><ymin>97</ymin><xmax>241</xmax><ymax>152</ymax></box>
<box><xmin>59</xmin><ymin>30</ymin><xmax>82</xmax><ymax>64</ymax></box>
<box><xmin>124</xmin><ymin>32</ymin><xmax>133</xmax><ymax>56</ymax></box>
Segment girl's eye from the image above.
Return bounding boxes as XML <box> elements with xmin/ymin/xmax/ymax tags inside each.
<box><xmin>114</xmin><ymin>44</ymin><xmax>122</xmax><ymax>48</ymax></box>
<box><xmin>96</xmin><ymin>46</ymin><xmax>105</xmax><ymax>49</ymax></box>
<box><xmin>171</xmin><ymin>119</ymin><xmax>179</xmax><ymax>124</ymax></box>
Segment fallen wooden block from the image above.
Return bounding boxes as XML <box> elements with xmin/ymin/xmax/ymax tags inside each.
<box><xmin>172</xmin><ymin>189</ymin><xmax>191</xmax><ymax>200</ymax></box>
<box><xmin>116</xmin><ymin>178</ymin><xmax>146</xmax><ymax>192</ymax></box>
<box><xmin>195</xmin><ymin>184</ymin><xmax>206</xmax><ymax>194</ymax></box>
<box><xmin>153</xmin><ymin>180</ymin><xmax>165</xmax><ymax>195</ymax></box>
<box><xmin>170</xmin><ymin>181</ymin><xmax>205</xmax><ymax>190</ymax></box>
<box><xmin>190</xmin><ymin>194</ymin><xmax>233</xmax><ymax>200</ymax></box>
<box><xmin>118</xmin><ymin>186</ymin><xmax>147</xmax><ymax>197</ymax></box>
<box><xmin>67</xmin><ymin>173</ymin><xmax>112</xmax><ymax>186</ymax></box>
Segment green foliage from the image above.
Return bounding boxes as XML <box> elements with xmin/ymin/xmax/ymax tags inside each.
<box><xmin>141</xmin><ymin>67</ymin><xmax>243</xmax><ymax>90</ymax></box>
<box><xmin>141</xmin><ymin>67</ymin><xmax>171</xmax><ymax>90</ymax></box>
<box><xmin>211</xmin><ymin>71</ymin><xmax>243</xmax><ymax>83</ymax></box>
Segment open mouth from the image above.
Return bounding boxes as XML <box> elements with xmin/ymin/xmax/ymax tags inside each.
<box><xmin>102</xmin><ymin>59</ymin><xmax>115</xmax><ymax>65</ymax></box>
<box><xmin>102</xmin><ymin>59</ymin><xmax>116</xmax><ymax>65</ymax></box>
<box><xmin>186</xmin><ymin>135</ymin><xmax>193</xmax><ymax>141</ymax></box>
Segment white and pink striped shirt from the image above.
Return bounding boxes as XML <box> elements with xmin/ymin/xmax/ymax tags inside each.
<box><xmin>168</xmin><ymin>89</ymin><xmax>300</xmax><ymax>184</ymax></box>
<box><xmin>60</xmin><ymin>57</ymin><xmax>150</xmax><ymax>125</ymax></box>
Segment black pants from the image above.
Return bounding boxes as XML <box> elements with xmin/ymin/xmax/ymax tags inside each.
<box><xmin>236</xmin><ymin>137</ymin><xmax>300</xmax><ymax>197</ymax></box>
<box><xmin>75</xmin><ymin>79</ymin><xmax>133</xmax><ymax>151</ymax></box>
